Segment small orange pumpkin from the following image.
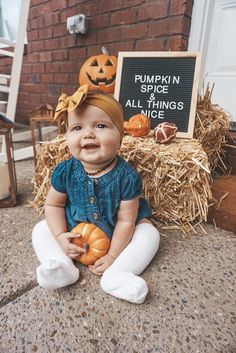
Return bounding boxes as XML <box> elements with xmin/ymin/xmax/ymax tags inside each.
<box><xmin>71</xmin><ymin>222</ymin><xmax>110</xmax><ymax>265</ymax></box>
<box><xmin>79</xmin><ymin>48</ymin><xmax>117</xmax><ymax>94</ymax></box>
<box><xmin>124</xmin><ymin>114</ymin><xmax>151</xmax><ymax>137</ymax></box>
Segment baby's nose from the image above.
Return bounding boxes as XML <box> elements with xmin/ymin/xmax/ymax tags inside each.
<box><xmin>83</xmin><ymin>128</ymin><xmax>95</xmax><ymax>138</ymax></box>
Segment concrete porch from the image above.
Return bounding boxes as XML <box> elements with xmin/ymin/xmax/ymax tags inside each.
<box><xmin>0</xmin><ymin>158</ymin><xmax>235</xmax><ymax>353</ymax></box>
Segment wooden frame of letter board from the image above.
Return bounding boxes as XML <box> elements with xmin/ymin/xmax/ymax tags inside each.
<box><xmin>114</xmin><ymin>51</ymin><xmax>202</xmax><ymax>138</ymax></box>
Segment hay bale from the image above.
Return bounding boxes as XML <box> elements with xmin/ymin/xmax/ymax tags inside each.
<box><xmin>194</xmin><ymin>84</ymin><xmax>231</xmax><ymax>172</ymax></box>
<box><xmin>31</xmin><ymin>85</ymin><xmax>229</xmax><ymax>232</ymax></box>
<box><xmin>120</xmin><ymin>135</ymin><xmax>211</xmax><ymax>231</ymax></box>
<box><xmin>31</xmin><ymin>134</ymin><xmax>212</xmax><ymax>233</ymax></box>
<box><xmin>30</xmin><ymin>135</ymin><xmax>70</xmax><ymax>212</ymax></box>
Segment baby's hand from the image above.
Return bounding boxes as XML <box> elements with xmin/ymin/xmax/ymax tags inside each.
<box><xmin>56</xmin><ymin>232</ymin><xmax>86</xmax><ymax>259</ymax></box>
<box><xmin>88</xmin><ymin>253</ymin><xmax>115</xmax><ymax>276</ymax></box>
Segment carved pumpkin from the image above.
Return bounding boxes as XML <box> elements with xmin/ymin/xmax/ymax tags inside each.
<box><xmin>79</xmin><ymin>49</ymin><xmax>117</xmax><ymax>93</ymax></box>
<box><xmin>154</xmin><ymin>122</ymin><xmax>178</xmax><ymax>144</ymax></box>
<box><xmin>71</xmin><ymin>222</ymin><xmax>110</xmax><ymax>265</ymax></box>
<box><xmin>124</xmin><ymin>114</ymin><xmax>151</xmax><ymax>137</ymax></box>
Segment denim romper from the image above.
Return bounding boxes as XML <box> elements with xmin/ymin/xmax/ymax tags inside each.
<box><xmin>51</xmin><ymin>156</ymin><xmax>152</xmax><ymax>239</ymax></box>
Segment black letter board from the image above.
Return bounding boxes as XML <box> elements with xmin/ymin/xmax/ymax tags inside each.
<box><xmin>114</xmin><ymin>52</ymin><xmax>202</xmax><ymax>138</ymax></box>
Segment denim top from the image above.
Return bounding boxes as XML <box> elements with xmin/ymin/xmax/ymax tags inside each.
<box><xmin>51</xmin><ymin>156</ymin><xmax>152</xmax><ymax>239</ymax></box>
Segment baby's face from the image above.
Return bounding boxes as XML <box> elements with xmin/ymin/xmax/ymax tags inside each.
<box><xmin>67</xmin><ymin>104</ymin><xmax>121</xmax><ymax>166</ymax></box>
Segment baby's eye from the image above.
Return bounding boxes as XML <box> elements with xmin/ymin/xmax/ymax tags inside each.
<box><xmin>73</xmin><ymin>125</ymin><xmax>81</xmax><ymax>131</ymax></box>
<box><xmin>96</xmin><ymin>123</ymin><xmax>107</xmax><ymax>129</ymax></box>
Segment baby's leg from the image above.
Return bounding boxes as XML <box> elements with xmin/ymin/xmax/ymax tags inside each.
<box><xmin>32</xmin><ymin>219</ymin><xmax>79</xmax><ymax>290</ymax></box>
<box><xmin>100</xmin><ymin>223</ymin><xmax>160</xmax><ymax>304</ymax></box>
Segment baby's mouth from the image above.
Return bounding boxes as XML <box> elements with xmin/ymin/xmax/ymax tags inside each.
<box><xmin>82</xmin><ymin>143</ymin><xmax>99</xmax><ymax>150</ymax></box>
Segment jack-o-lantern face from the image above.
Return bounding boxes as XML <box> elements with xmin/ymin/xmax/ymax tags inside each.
<box><xmin>79</xmin><ymin>54</ymin><xmax>117</xmax><ymax>93</ymax></box>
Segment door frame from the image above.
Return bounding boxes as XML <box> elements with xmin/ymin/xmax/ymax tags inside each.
<box><xmin>188</xmin><ymin>0</ymin><xmax>236</xmax><ymax>127</ymax></box>
<box><xmin>188</xmin><ymin>0</ymin><xmax>215</xmax><ymax>89</ymax></box>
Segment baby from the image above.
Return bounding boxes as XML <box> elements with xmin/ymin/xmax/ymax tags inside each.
<box><xmin>32</xmin><ymin>84</ymin><xmax>160</xmax><ymax>304</ymax></box>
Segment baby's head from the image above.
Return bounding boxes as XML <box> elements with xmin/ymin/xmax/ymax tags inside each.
<box><xmin>54</xmin><ymin>85</ymin><xmax>124</xmax><ymax>163</ymax></box>
<box><xmin>54</xmin><ymin>84</ymin><xmax>124</xmax><ymax>142</ymax></box>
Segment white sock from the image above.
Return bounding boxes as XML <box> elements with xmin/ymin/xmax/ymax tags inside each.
<box><xmin>101</xmin><ymin>271</ymin><xmax>148</xmax><ymax>304</ymax></box>
<box><xmin>36</xmin><ymin>259</ymin><xmax>79</xmax><ymax>290</ymax></box>
<box><xmin>32</xmin><ymin>220</ymin><xmax>80</xmax><ymax>290</ymax></box>
<box><xmin>100</xmin><ymin>223</ymin><xmax>160</xmax><ymax>303</ymax></box>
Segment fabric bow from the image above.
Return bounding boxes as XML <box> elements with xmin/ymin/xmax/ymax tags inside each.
<box><xmin>54</xmin><ymin>84</ymin><xmax>89</xmax><ymax>121</ymax></box>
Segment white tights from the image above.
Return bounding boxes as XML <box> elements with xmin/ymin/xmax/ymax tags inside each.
<box><xmin>32</xmin><ymin>220</ymin><xmax>160</xmax><ymax>304</ymax></box>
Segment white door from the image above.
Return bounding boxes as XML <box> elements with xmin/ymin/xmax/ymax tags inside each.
<box><xmin>188</xmin><ymin>0</ymin><xmax>236</xmax><ymax>122</ymax></box>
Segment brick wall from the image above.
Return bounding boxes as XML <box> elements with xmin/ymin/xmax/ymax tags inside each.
<box><xmin>0</xmin><ymin>0</ymin><xmax>193</xmax><ymax>124</ymax></box>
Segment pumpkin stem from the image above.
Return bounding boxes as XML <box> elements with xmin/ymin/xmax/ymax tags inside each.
<box><xmin>101</xmin><ymin>46</ymin><xmax>110</xmax><ymax>56</ymax></box>
<box><xmin>83</xmin><ymin>243</ymin><xmax>89</xmax><ymax>252</ymax></box>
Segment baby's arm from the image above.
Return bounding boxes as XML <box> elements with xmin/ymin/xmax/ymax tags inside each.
<box><xmin>88</xmin><ymin>197</ymin><xmax>139</xmax><ymax>275</ymax></box>
<box><xmin>45</xmin><ymin>186</ymin><xmax>68</xmax><ymax>236</ymax></box>
<box><xmin>108</xmin><ymin>197</ymin><xmax>139</xmax><ymax>258</ymax></box>
<box><xmin>45</xmin><ymin>186</ymin><xmax>85</xmax><ymax>259</ymax></box>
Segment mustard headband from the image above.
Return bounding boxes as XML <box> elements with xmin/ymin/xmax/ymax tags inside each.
<box><xmin>54</xmin><ymin>84</ymin><xmax>124</xmax><ymax>139</ymax></box>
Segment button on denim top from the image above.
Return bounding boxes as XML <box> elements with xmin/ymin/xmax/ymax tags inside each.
<box><xmin>51</xmin><ymin>156</ymin><xmax>152</xmax><ymax>239</ymax></box>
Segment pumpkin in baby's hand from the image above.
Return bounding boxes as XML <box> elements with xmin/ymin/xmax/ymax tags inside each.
<box><xmin>154</xmin><ymin>122</ymin><xmax>178</xmax><ymax>144</ymax></box>
<box><xmin>124</xmin><ymin>114</ymin><xmax>151</xmax><ymax>137</ymax></box>
<box><xmin>71</xmin><ymin>222</ymin><xmax>110</xmax><ymax>266</ymax></box>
